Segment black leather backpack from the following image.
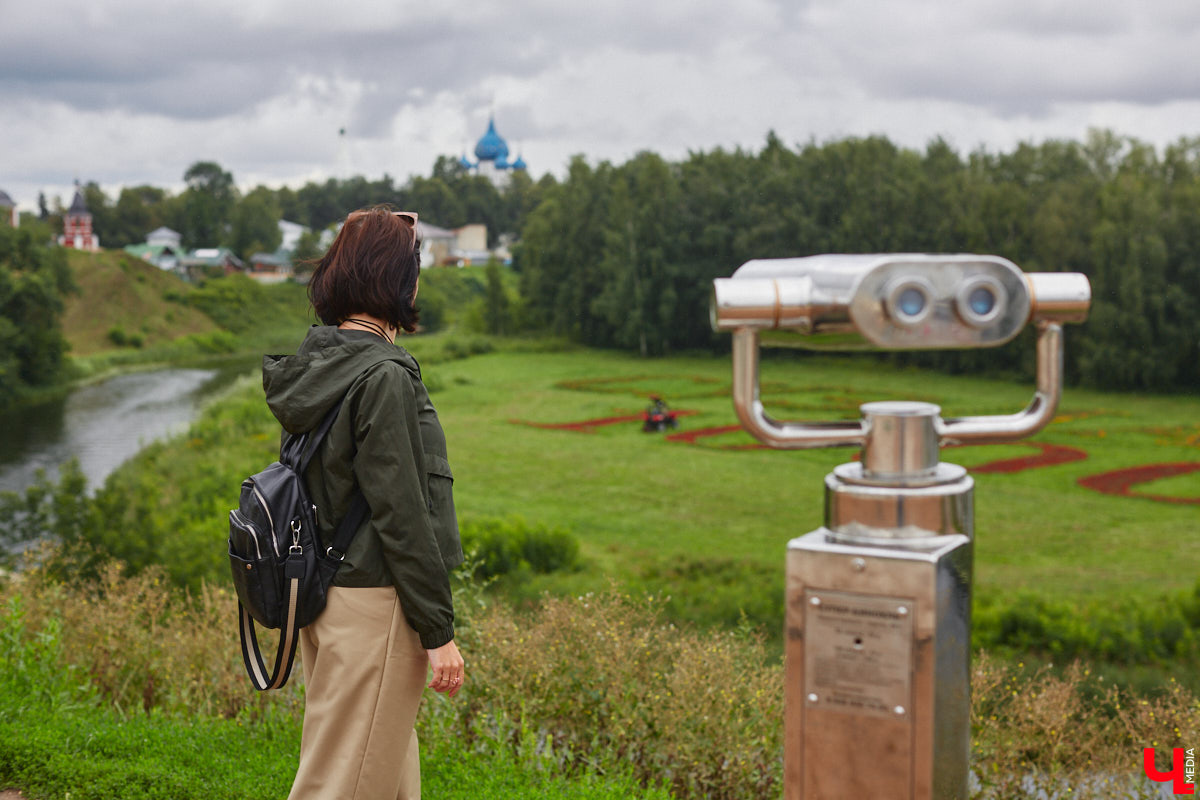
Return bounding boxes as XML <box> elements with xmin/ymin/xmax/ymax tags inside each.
<box><xmin>228</xmin><ymin>398</ymin><xmax>368</xmax><ymax>690</ymax></box>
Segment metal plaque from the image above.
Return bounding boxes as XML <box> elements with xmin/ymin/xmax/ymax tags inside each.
<box><xmin>803</xmin><ymin>589</ymin><xmax>913</xmax><ymax>719</ymax></box>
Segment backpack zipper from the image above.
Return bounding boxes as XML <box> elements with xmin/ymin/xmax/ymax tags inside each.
<box><xmin>245</xmin><ymin>480</ymin><xmax>281</xmax><ymax>559</ymax></box>
<box><xmin>230</xmin><ymin>510</ymin><xmax>265</xmax><ymax>560</ymax></box>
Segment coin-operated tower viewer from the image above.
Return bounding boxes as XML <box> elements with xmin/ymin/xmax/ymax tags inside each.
<box><xmin>711</xmin><ymin>255</ymin><xmax>1091</xmax><ymax>800</ymax></box>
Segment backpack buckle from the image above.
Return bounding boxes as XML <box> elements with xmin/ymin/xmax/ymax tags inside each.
<box><xmin>290</xmin><ymin>519</ymin><xmax>303</xmax><ymax>555</ymax></box>
<box><xmin>326</xmin><ymin>546</ymin><xmax>346</xmax><ymax>562</ymax></box>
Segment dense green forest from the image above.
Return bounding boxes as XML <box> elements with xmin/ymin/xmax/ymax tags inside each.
<box><xmin>23</xmin><ymin>128</ymin><xmax>1200</xmax><ymax>392</ymax></box>
<box><xmin>518</xmin><ymin>130</ymin><xmax>1200</xmax><ymax>392</ymax></box>
<box><xmin>0</xmin><ymin>225</ymin><xmax>73</xmax><ymax>400</ymax></box>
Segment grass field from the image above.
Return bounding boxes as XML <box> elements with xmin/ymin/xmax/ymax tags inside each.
<box><xmin>3</xmin><ymin>332</ymin><xmax>1198</xmax><ymax>799</ymax></box>
<box><xmin>407</xmin><ymin>342</ymin><xmax>1198</xmax><ymax>618</ymax></box>
<box><xmin>60</xmin><ymin>249</ymin><xmax>219</xmax><ymax>356</ymax></box>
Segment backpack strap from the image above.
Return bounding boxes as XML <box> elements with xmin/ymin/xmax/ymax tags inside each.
<box><xmin>280</xmin><ymin>399</ymin><xmax>343</xmax><ymax>473</ymax></box>
<box><xmin>280</xmin><ymin>394</ymin><xmax>371</xmax><ymax>561</ymax></box>
<box><xmin>324</xmin><ymin>492</ymin><xmax>370</xmax><ymax>562</ymax></box>
<box><xmin>239</xmin><ymin>550</ymin><xmax>306</xmax><ymax>691</ymax></box>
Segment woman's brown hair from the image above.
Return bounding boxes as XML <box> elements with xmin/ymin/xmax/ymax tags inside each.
<box><xmin>308</xmin><ymin>206</ymin><xmax>422</xmax><ymax>332</ymax></box>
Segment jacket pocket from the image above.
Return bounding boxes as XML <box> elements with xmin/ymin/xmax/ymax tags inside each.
<box><xmin>424</xmin><ymin>454</ymin><xmax>463</xmax><ymax>569</ymax></box>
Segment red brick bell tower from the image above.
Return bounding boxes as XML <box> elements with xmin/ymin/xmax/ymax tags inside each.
<box><xmin>60</xmin><ymin>181</ymin><xmax>100</xmax><ymax>251</ymax></box>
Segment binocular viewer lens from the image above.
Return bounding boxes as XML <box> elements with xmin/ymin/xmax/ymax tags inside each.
<box><xmin>885</xmin><ymin>278</ymin><xmax>935</xmax><ymax>326</ymax></box>
<box><xmin>954</xmin><ymin>276</ymin><xmax>1005</xmax><ymax>328</ymax></box>
<box><xmin>898</xmin><ymin>288</ymin><xmax>927</xmax><ymax>317</ymax></box>
<box><xmin>968</xmin><ymin>287</ymin><xmax>995</xmax><ymax>316</ymax></box>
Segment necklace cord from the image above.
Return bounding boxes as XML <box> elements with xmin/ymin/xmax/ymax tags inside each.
<box><xmin>342</xmin><ymin>317</ymin><xmax>392</xmax><ymax>342</ymax></box>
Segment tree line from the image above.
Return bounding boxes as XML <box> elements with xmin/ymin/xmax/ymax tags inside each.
<box><xmin>41</xmin><ymin>157</ymin><xmax>555</xmax><ymax>263</ymax></box>
<box><xmin>517</xmin><ymin>130</ymin><xmax>1200</xmax><ymax>392</ymax></box>
<box><xmin>22</xmin><ymin>128</ymin><xmax>1200</xmax><ymax>392</ymax></box>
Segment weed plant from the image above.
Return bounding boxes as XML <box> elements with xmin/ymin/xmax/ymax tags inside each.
<box><xmin>2</xmin><ymin>563</ymin><xmax>1196</xmax><ymax>799</ymax></box>
<box><xmin>445</xmin><ymin>587</ymin><xmax>784</xmax><ymax>799</ymax></box>
<box><xmin>2</xmin><ymin>556</ymin><xmax>292</xmax><ymax>719</ymax></box>
<box><xmin>971</xmin><ymin>654</ymin><xmax>1200</xmax><ymax>798</ymax></box>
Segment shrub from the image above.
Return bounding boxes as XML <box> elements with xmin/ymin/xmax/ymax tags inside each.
<box><xmin>973</xmin><ymin>591</ymin><xmax>1200</xmax><ymax>664</ymax></box>
<box><xmin>184</xmin><ymin>329</ymin><xmax>238</xmax><ymax>354</ymax></box>
<box><xmin>106</xmin><ymin>326</ymin><xmax>144</xmax><ymax>348</ymax></box>
<box><xmin>460</xmin><ymin>516</ymin><xmax>580</xmax><ymax>580</ymax></box>
<box><xmin>637</xmin><ymin>555</ymin><xmax>783</xmax><ymax>632</ymax></box>
<box><xmin>439</xmin><ymin>335</ymin><xmax>495</xmax><ymax>361</ymax></box>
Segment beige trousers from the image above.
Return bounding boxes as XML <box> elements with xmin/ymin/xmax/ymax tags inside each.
<box><xmin>288</xmin><ymin>586</ymin><xmax>427</xmax><ymax>800</ymax></box>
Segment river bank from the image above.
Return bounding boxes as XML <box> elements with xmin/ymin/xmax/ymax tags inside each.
<box><xmin>0</xmin><ymin>256</ymin><xmax>313</xmax><ymax>491</ymax></box>
<box><xmin>0</xmin><ymin>364</ymin><xmax>252</xmax><ymax>494</ymax></box>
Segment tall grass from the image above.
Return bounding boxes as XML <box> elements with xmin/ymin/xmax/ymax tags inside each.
<box><xmin>2</xmin><ymin>559</ymin><xmax>1196</xmax><ymax>799</ymax></box>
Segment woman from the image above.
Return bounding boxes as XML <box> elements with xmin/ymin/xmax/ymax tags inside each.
<box><xmin>263</xmin><ymin>206</ymin><xmax>465</xmax><ymax>799</ymax></box>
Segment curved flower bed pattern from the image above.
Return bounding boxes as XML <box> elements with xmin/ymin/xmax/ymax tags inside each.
<box><xmin>555</xmin><ymin>375</ymin><xmax>726</xmax><ymax>399</ymax></box>
<box><xmin>665</xmin><ymin>425</ymin><xmax>770</xmax><ymax>450</ymax></box>
<box><xmin>513</xmin><ymin>375</ymin><xmax>1196</xmax><ymax>505</ymax></box>
<box><xmin>958</xmin><ymin>443</ymin><xmax>1088</xmax><ymax>474</ymax></box>
<box><xmin>1077</xmin><ymin>462</ymin><xmax>1200</xmax><ymax>505</ymax></box>
<box><xmin>510</xmin><ymin>410</ymin><xmax>698</xmax><ymax>433</ymax></box>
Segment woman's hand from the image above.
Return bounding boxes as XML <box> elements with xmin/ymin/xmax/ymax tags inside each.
<box><xmin>426</xmin><ymin>640</ymin><xmax>465</xmax><ymax>697</ymax></box>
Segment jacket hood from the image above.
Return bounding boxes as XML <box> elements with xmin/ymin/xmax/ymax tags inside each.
<box><xmin>262</xmin><ymin>325</ymin><xmax>420</xmax><ymax>433</ymax></box>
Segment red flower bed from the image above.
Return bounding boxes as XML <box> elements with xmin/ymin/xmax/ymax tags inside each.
<box><xmin>1077</xmin><ymin>462</ymin><xmax>1200</xmax><ymax>504</ymax></box>
<box><xmin>964</xmin><ymin>443</ymin><xmax>1089</xmax><ymax>474</ymax></box>
<box><xmin>511</xmin><ymin>409</ymin><xmax>698</xmax><ymax>433</ymax></box>
<box><xmin>665</xmin><ymin>425</ymin><xmax>769</xmax><ymax>450</ymax></box>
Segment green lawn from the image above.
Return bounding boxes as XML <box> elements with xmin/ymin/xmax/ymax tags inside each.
<box><xmin>0</xmin><ymin>695</ymin><xmax>666</xmax><ymax>800</ymax></box>
<box><xmin>411</xmin><ymin>343</ymin><xmax>1199</xmax><ymax>611</ymax></box>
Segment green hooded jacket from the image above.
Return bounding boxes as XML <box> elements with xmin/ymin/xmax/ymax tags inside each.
<box><xmin>262</xmin><ymin>326</ymin><xmax>463</xmax><ymax>649</ymax></box>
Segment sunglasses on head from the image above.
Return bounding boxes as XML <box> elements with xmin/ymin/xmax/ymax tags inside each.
<box><xmin>393</xmin><ymin>211</ymin><xmax>418</xmax><ymax>227</ymax></box>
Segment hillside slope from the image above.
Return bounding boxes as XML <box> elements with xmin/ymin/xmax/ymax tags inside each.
<box><xmin>60</xmin><ymin>250</ymin><xmax>218</xmax><ymax>356</ymax></box>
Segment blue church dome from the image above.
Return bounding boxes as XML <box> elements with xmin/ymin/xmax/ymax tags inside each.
<box><xmin>511</xmin><ymin>154</ymin><xmax>527</xmax><ymax>170</ymax></box>
<box><xmin>473</xmin><ymin>117</ymin><xmax>509</xmax><ymax>163</ymax></box>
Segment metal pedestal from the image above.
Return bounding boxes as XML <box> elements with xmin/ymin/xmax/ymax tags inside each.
<box><xmin>784</xmin><ymin>402</ymin><xmax>973</xmax><ymax>800</ymax></box>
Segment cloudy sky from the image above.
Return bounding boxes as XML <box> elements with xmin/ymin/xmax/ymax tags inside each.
<box><xmin>2</xmin><ymin>0</ymin><xmax>1199</xmax><ymax>210</ymax></box>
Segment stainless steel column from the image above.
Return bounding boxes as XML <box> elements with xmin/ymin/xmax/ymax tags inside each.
<box><xmin>785</xmin><ymin>403</ymin><xmax>972</xmax><ymax>799</ymax></box>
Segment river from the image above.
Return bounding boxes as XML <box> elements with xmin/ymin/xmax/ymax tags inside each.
<box><xmin>0</xmin><ymin>366</ymin><xmax>248</xmax><ymax>495</ymax></box>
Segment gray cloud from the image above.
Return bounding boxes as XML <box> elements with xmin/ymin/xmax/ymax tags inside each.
<box><xmin>0</xmin><ymin>0</ymin><xmax>776</xmax><ymax>122</ymax></box>
<box><xmin>3</xmin><ymin>0</ymin><xmax>1200</xmax><ymax>206</ymax></box>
